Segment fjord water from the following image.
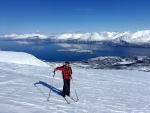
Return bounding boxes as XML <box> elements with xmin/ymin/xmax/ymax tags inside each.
<box><xmin>0</xmin><ymin>41</ymin><xmax>150</xmax><ymax>61</ymax></box>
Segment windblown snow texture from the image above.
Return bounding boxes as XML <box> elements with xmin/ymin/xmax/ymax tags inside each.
<box><xmin>0</xmin><ymin>51</ymin><xmax>150</xmax><ymax>113</ymax></box>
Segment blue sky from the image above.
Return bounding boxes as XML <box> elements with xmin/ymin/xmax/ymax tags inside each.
<box><xmin>0</xmin><ymin>0</ymin><xmax>150</xmax><ymax>34</ymax></box>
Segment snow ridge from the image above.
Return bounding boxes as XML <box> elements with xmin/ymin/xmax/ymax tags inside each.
<box><xmin>0</xmin><ymin>51</ymin><xmax>48</xmax><ymax>67</ymax></box>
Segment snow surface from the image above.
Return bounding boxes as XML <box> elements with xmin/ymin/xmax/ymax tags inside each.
<box><xmin>0</xmin><ymin>51</ymin><xmax>48</xmax><ymax>67</ymax></box>
<box><xmin>0</xmin><ymin>52</ymin><xmax>150</xmax><ymax>113</ymax></box>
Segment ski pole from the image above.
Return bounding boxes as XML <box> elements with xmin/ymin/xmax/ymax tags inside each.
<box><xmin>34</xmin><ymin>84</ymin><xmax>47</xmax><ymax>99</ymax></box>
<box><xmin>47</xmin><ymin>72</ymin><xmax>55</xmax><ymax>101</ymax></box>
<box><xmin>71</xmin><ymin>77</ymin><xmax>79</xmax><ymax>101</ymax></box>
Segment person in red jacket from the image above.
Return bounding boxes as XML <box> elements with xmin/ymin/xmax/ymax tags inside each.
<box><xmin>54</xmin><ymin>61</ymin><xmax>72</xmax><ymax>97</ymax></box>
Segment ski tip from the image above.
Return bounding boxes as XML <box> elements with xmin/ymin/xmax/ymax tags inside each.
<box><xmin>76</xmin><ymin>99</ymin><xmax>79</xmax><ymax>102</ymax></box>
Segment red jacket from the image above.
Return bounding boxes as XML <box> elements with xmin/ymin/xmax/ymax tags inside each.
<box><xmin>56</xmin><ymin>65</ymin><xmax>72</xmax><ymax>79</ymax></box>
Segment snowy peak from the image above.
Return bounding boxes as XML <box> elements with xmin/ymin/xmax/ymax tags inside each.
<box><xmin>53</xmin><ymin>30</ymin><xmax>150</xmax><ymax>44</ymax></box>
<box><xmin>130</xmin><ymin>30</ymin><xmax>150</xmax><ymax>42</ymax></box>
<box><xmin>132</xmin><ymin>30</ymin><xmax>150</xmax><ymax>38</ymax></box>
<box><xmin>0</xmin><ymin>30</ymin><xmax>150</xmax><ymax>46</ymax></box>
<box><xmin>55</xmin><ymin>32</ymin><xmax>129</xmax><ymax>41</ymax></box>
<box><xmin>113</xmin><ymin>30</ymin><xmax>150</xmax><ymax>43</ymax></box>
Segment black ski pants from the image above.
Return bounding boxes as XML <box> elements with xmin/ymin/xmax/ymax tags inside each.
<box><xmin>62</xmin><ymin>79</ymin><xmax>70</xmax><ymax>96</ymax></box>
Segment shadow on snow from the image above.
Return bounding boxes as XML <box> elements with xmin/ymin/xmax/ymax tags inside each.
<box><xmin>34</xmin><ymin>81</ymin><xmax>62</xmax><ymax>98</ymax></box>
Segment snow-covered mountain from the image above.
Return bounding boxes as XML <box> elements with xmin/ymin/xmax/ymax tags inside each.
<box><xmin>53</xmin><ymin>30</ymin><xmax>150</xmax><ymax>46</ymax></box>
<box><xmin>1</xmin><ymin>30</ymin><xmax>150</xmax><ymax>46</ymax></box>
<box><xmin>0</xmin><ymin>33</ymin><xmax>48</xmax><ymax>40</ymax></box>
<box><xmin>1</xmin><ymin>51</ymin><xmax>150</xmax><ymax>113</ymax></box>
<box><xmin>53</xmin><ymin>31</ymin><xmax>130</xmax><ymax>42</ymax></box>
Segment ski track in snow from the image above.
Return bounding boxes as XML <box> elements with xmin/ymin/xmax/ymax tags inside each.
<box><xmin>0</xmin><ymin>62</ymin><xmax>150</xmax><ymax>113</ymax></box>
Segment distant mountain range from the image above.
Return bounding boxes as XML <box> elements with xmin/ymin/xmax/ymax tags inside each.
<box><xmin>1</xmin><ymin>30</ymin><xmax>150</xmax><ymax>47</ymax></box>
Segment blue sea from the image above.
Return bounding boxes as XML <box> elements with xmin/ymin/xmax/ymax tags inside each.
<box><xmin>0</xmin><ymin>41</ymin><xmax>150</xmax><ymax>61</ymax></box>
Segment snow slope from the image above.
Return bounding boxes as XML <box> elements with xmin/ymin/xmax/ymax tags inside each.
<box><xmin>0</xmin><ymin>51</ymin><xmax>48</xmax><ymax>67</ymax></box>
<box><xmin>0</xmin><ymin>52</ymin><xmax>150</xmax><ymax>113</ymax></box>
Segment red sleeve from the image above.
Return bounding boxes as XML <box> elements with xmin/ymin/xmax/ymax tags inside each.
<box><xmin>56</xmin><ymin>65</ymin><xmax>65</xmax><ymax>71</ymax></box>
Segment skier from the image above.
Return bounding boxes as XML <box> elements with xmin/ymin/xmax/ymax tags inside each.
<box><xmin>54</xmin><ymin>61</ymin><xmax>72</xmax><ymax>97</ymax></box>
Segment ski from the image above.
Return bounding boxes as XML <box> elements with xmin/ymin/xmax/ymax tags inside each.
<box><xmin>63</xmin><ymin>97</ymin><xmax>70</xmax><ymax>104</ymax></box>
<box><xmin>65</xmin><ymin>95</ymin><xmax>79</xmax><ymax>103</ymax></box>
<box><xmin>69</xmin><ymin>96</ymin><xmax>79</xmax><ymax>102</ymax></box>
